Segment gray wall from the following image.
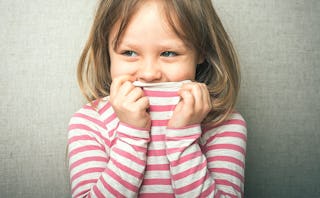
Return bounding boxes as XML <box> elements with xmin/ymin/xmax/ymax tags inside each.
<box><xmin>215</xmin><ymin>1</ymin><xmax>320</xmax><ymax>197</ymax></box>
<box><xmin>1</xmin><ymin>1</ymin><xmax>319</xmax><ymax>198</ymax></box>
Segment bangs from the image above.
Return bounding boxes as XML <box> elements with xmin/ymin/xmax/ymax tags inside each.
<box><xmin>111</xmin><ymin>0</ymin><xmax>142</xmax><ymax>49</ymax></box>
<box><xmin>162</xmin><ymin>0</ymin><xmax>205</xmax><ymax>52</ymax></box>
<box><xmin>112</xmin><ymin>0</ymin><xmax>197</xmax><ymax>50</ymax></box>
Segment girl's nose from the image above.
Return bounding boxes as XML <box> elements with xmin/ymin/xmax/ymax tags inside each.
<box><xmin>137</xmin><ymin>61</ymin><xmax>162</xmax><ymax>82</ymax></box>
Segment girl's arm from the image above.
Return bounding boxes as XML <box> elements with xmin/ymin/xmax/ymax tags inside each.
<box><xmin>166</xmin><ymin>82</ymin><xmax>246</xmax><ymax>197</ymax></box>
<box><xmin>166</xmin><ymin>112</ymin><xmax>246</xmax><ymax>197</ymax></box>
<box><xmin>68</xmin><ymin>104</ymin><xmax>150</xmax><ymax>198</ymax></box>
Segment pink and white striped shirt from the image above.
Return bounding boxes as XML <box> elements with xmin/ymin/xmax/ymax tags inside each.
<box><xmin>68</xmin><ymin>83</ymin><xmax>247</xmax><ymax>198</ymax></box>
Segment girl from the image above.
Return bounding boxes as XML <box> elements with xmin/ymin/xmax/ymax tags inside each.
<box><xmin>68</xmin><ymin>0</ymin><xmax>247</xmax><ymax>197</ymax></box>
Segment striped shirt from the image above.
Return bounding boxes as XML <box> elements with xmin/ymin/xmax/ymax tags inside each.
<box><xmin>68</xmin><ymin>84</ymin><xmax>247</xmax><ymax>198</ymax></box>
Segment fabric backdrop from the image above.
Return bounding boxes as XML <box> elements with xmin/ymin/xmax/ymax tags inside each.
<box><xmin>0</xmin><ymin>0</ymin><xmax>319</xmax><ymax>197</ymax></box>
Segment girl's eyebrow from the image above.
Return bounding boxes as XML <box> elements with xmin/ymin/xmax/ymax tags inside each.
<box><xmin>116</xmin><ymin>42</ymin><xmax>140</xmax><ymax>50</ymax></box>
<box><xmin>159</xmin><ymin>38</ymin><xmax>193</xmax><ymax>49</ymax></box>
<box><xmin>118</xmin><ymin>39</ymin><xmax>189</xmax><ymax>50</ymax></box>
<box><xmin>159</xmin><ymin>41</ymin><xmax>187</xmax><ymax>48</ymax></box>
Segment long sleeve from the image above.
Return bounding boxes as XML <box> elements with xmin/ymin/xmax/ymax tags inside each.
<box><xmin>68</xmin><ymin>102</ymin><xmax>150</xmax><ymax>198</ymax></box>
<box><xmin>165</xmin><ymin>112</ymin><xmax>247</xmax><ymax>198</ymax></box>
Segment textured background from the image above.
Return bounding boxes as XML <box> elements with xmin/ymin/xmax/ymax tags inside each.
<box><xmin>0</xmin><ymin>0</ymin><xmax>319</xmax><ymax>197</ymax></box>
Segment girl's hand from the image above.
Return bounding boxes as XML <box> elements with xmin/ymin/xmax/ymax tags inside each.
<box><xmin>109</xmin><ymin>75</ymin><xmax>151</xmax><ymax>129</ymax></box>
<box><xmin>168</xmin><ymin>82</ymin><xmax>212</xmax><ymax>128</ymax></box>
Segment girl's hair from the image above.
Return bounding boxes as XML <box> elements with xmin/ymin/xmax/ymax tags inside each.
<box><xmin>77</xmin><ymin>0</ymin><xmax>240</xmax><ymax>125</ymax></box>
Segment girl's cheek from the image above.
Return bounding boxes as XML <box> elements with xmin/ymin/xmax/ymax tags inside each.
<box><xmin>166</xmin><ymin>68</ymin><xmax>196</xmax><ymax>81</ymax></box>
<box><xmin>110</xmin><ymin>62</ymin><xmax>138</xmax><ymax>79</ymax></box>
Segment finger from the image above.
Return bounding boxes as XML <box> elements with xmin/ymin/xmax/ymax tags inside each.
<box><xmin>179</xmin><ymin>89</ymin><xmax>195</xmax><ymax>109</ymax></box>
<box><xmin>179</xmin><ymin>82</ymin><xmax>193</xmax><ymax>91</ymax></box>
<box><xmin>200</xmin><ymin>83</ymin><xmax>212</xmax><ymax>110</ymax></box>
<box><xmin>135</xmin><ymin>96</ymin><xmax>150</xmax><ymax>111</ymax></box>
<box><xmin>191</xmin><ymin>83</ymin><xmax>204</xmax><ymax>110</ymax></box>
<box><xmin>180</xmin><ymin>83</ymin><xmax>202</xmax><ymax>110</ymax></box>
<box><xmin>117</xmin><ymin>81</ymin><xmax>136</xmax><ymax>97</ymax></box>
<box><xmin>110</xmin><ymin>75</ymin><xmax>135</xmax><ymax>98</ymax></box>
<box><xmin>126</xmin><ymin>87</ymin><xmax>144</xmax><ymax>102</ymax></box>
<box><xmin>198</xmin><ymin>83</ymin><xmax>212</xmax><ymax>113</ymax></box>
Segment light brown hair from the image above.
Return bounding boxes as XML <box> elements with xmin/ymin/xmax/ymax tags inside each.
<box><xmin>77</xmin><ymin>0</ymin><xmax>240</xmax><ymax>125</ymax></box>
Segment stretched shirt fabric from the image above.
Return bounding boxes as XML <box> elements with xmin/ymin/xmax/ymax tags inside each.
<box><xmin>68</xmin><ymin>82</ymin><xmax>247</xmax><ymax>198</ymax></box>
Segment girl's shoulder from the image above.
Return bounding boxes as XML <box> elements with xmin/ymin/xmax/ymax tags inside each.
<box><xmin>68</xmin><ymin>97</ymin><xmax>112</xmax><ymax>148</ymax></box>
<box><xmin>219</xmin><ymin>111</ymin><xmax>246</xmax><ymax>128</ymax></box>
<box><xmin>68</xmin><ymin>96</ymin><xmax>113</xmax><ymax>127</ymax></box>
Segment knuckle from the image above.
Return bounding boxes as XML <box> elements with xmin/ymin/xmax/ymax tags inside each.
<box><xmin>200</xmin><ymin>82</ymin><xmax>207</xmax><ymax>87</ymax></box>
<box><xmin>191</xmin><ymin>83</ymin><xmax>200</xmax><ymax>89</ymax></box>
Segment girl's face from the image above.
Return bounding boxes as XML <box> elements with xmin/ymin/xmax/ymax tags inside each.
<box><xmin>109</xmin><ymin>0</ymin><xmax>201</xmax><ymax>83</ymax></box>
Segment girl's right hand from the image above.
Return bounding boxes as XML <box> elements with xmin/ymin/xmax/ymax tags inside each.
<box><xmin>109</xmin><ymin>75</ymin><xmax>151</xmax><ymax>130</ymax></box>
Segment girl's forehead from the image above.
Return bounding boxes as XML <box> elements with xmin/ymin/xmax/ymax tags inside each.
<box><xmin>110</xmin><ymin>1</ymin><xmax>186</xmax><ymax>47</ymax></box>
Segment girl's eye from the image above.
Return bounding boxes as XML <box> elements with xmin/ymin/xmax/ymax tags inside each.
<box><xmin>161</xmin><ymin>51</ymin><xmax>177</xmax><ymax>57</ymax></box>
<box><xmin>122</xmin><ymin>50</ymin><xmax>137</xmax><ymax>57</ymax></box>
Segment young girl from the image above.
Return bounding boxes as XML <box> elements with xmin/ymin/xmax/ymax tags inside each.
<box><xmin>68</xmin><ymin>0</ymin><xmax>247</xmax><ymax>197</ymax></box>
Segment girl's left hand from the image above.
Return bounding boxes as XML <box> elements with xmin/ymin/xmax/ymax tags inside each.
<box><xmin>168</xmin><ymin>82</ymin><xmax>212</xmax><ymax>128</ymax></box>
